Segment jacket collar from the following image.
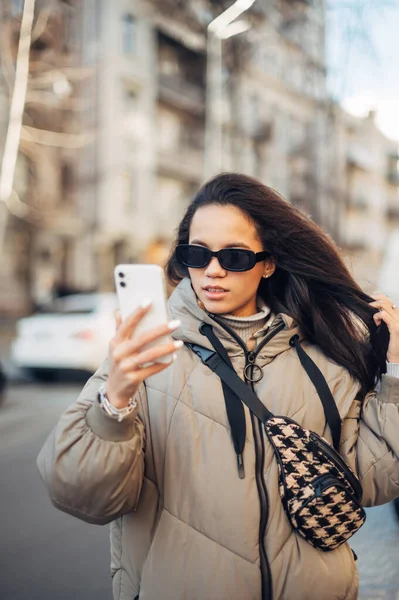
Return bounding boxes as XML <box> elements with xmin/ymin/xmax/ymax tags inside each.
<box><xmin>168</xmin><ymin>278</ymin><xmax>303</xmax><ymax>361</ymax></box>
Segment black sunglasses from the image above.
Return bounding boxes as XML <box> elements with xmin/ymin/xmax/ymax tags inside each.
<box><xmin>175</xmin><ymin>244</ymin><xmax>269</xmax><ymax>272</ymax></box>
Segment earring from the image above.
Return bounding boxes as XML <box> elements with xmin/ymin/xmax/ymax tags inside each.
<box><xmin>263</xmin><ymin>274</ymin><xmax>269</xmax><ymax>278</ymax></box>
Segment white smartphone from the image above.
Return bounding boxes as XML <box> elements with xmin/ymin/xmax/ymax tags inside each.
<box><xmin>114</xmin><ymin>264</ymin><xmax>172</xmax><ymax>364</ymax></box>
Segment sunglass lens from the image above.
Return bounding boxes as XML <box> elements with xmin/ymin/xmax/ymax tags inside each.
<box><xmin>220</xmin><ymin>249</ymin><xmax>251</xmax><ymax>271</ymax></box>
<box><xmin>177</xmin><ymin>245</ymin><xmax>210</xmax><ymax>268</ymax></box>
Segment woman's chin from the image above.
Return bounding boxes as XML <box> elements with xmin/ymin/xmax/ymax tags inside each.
<box><xmin>201</xmin><ymin>297</ymin><xmax>232</xmax><ymax>315</ymax></box>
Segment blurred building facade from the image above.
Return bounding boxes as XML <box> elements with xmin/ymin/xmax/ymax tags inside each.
<box><xmin>0</xmin><ymin>0</ymin><xmax>398</xmax><ymax>314</ymax></box>
<box><xmin>335</xmin><ymin>107</ymin><xmax>399</xmax><ymax>292</ymax></box>
<box><xmin>0</xmin><ymin>0</ymin><xmax>91</xmax><ymax>314</ymax></box>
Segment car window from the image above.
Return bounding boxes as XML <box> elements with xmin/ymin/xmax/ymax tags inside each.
<box><xmin>37</xmin><ymin>296</ymin><xmax>97</xmax><ymax>315</ymax></box>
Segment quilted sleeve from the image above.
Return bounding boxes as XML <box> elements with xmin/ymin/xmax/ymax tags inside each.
<box><xmin>37</xmin><ymin>359</ymin><xmax>146</xmax><ymax>525</ymax></box>
<box><xmin>339</xmin><ymin>374</ymin><xmax>399</xmax><ymax>507</ymax></box>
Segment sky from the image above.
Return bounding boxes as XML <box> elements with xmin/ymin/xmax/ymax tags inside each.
<box><xmin>326</xmin><ymin>1</ymin><xmax>399</xmax><ymax>142</ymax></box>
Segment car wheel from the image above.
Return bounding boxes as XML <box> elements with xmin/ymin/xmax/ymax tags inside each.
<box><xmin>0</xmin><ymin>363</ymin><xmax>6</xmax><ymax>407</ymax></box>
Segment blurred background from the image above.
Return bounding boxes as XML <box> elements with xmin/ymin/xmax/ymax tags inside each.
<box><xmin>0</xmin><ymin>1</ymin><xmax>398</xmax><ymax>599</ymax></box>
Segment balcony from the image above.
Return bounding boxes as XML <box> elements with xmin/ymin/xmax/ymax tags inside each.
<box><xmin>387</xmin><ymin>205</ymin><xmax>399</xmax><ymax>220</ymax></box>
<box><xmin>387</xmin><ymin>152</ymin><xmax>399</xmax><ymax>185</ymax></box>
<box><xmin>158</xmin><ymin>73</ymin><xmax>205</xmax><ymax>116</ymax></box>
<box><xmin>245</xmin><ymin>119</ymin><xmax>273</xmax><ymax>143</ymax></box>
<box><xmin>346</xmin><ymin>144</ymin><xmax>373</xmax><ymax>172</ymax></box>
<box><xmin>387</xmin><ymin>171</ymin><xmax>399</xmax><ymax>185</ymax></box>
<box><xmin>157</xmin><ymin>141</ymin><xmax>203</xmax><ymax>182</ymax></box>
<box><xmin>348</xmin><ymin>196</ymin><xmax>369</xmax><ymax>212</ymax></box>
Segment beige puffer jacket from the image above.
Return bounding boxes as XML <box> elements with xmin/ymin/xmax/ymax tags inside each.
<box><xmin>38</xmin><ymin>278</ymin><xmax>399</xmax><ymax>600</ymax></box>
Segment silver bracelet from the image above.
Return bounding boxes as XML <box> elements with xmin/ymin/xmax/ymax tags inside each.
<box><xmin>98</xmin><ymin>383</ymin><xmax>137</xmax><ymax>422</ymax></box>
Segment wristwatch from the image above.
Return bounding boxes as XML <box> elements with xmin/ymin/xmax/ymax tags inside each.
<box><xmin>97</xmin><ymin>383</ymin><xmax>137</xmax><ymax>422</ymax></box>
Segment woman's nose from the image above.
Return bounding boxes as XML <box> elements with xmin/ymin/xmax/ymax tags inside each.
<box><xmin>204</xmin><ymin>257</ymin><xmax>226</xmax><ymax>277</ymax></box>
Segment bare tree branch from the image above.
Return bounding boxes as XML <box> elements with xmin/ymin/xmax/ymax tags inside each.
<box><xmin>21</xmin><ymin>125</ymin><xmax>95</xmax><ymax>147</ymax></box>
<box><xmin>0</xmin><ymin>0</ymin><xmax>36</xmax><ymax>251</ymax></box>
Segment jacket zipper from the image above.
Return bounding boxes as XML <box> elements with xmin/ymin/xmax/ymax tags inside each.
<box><xmin>209</xmin><ymin>314</ymin><xmax>285</xmax><ymax>600</ymax></box>
<box><xmin>250</xmin><ymin>322</ymin><xmax>285</xmax><ymax>600</ymax></box>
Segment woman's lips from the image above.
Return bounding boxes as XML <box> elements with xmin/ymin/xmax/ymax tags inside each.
<box><xmin>203</xmin><ymin>287</ymin><xmax>229</xmax><ymax>300</ymax></box>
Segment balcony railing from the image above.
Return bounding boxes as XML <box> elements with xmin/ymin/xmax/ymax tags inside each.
<box><xmin>387</xmin><ymin>205</ymin><xmax>399</xmax><ymax>220</ymax></box>
<box><xmin>387</xmin><ymin>170</ymin><xmax>399</xmax><ymax>185</ymax></box>
<box><xmin>158</xmin><ymin>73</ymin><xmax>205</xmax><ymax>115</ymax></box>
<box><xmin>157</xmin><ymin>142</ymin><xmax>203</xmax><ymax>182</ymax></box>
<box><xmin>347</xmin><ymin>144</ymin><xmax>373</xmax><ymax>172</ymax></box>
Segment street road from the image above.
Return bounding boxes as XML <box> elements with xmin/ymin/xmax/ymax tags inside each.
<box><xmin>352</xmin><ymin>503</ymin><xmax>399</xmax><ymax>600</ymax></box>
<box><xmin>0</xmin><ymin>381</ymin><xmax>398</xmax><ymax>600</ymax></box>
<box><xmin>0</xmin><ymin>381</ymin><xmax>111</xmax><ymax>600</ymax></box>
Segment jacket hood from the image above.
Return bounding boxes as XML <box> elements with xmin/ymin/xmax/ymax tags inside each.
<box><xmin>168</xmin><ymin>277</ymin><xmax>303</xmax><ymax>363</ymax></box>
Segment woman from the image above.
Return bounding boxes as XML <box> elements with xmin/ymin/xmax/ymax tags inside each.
<box><xmin>38</xmin><ymin>173</ymin><xmax>399</xmax><ymax>600</ymax></box>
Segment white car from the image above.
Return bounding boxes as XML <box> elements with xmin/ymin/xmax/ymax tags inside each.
<box><xmin>11</xmin><ymin>293</ymin><xmax>118</xmax><ymax>378</ymax></box>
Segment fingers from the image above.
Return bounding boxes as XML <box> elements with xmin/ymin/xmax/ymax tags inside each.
<box><xmin>370</xmin><ymin>293</ymin><xmax>399</xmax><ymax>328</ymax></box>
<box><xmin>373</xmin><ymin>308</ymin><xmax>399</xmax><ymax>330</ymax></box>
<box><xmin>371</xmin><ymin>293</ymin><xmax>396</xmax><ymax>305</ymax></box>
<box><xmin>113</xmin><ymin>319</ymin><xmax>181</xmax><ymax>361</ymax></box>
<box><xmin>370</xmin><ymin>294</ymin><xmax>399</xmax><ymax>363</ymax></box>
<box><xmin>115</xmin><ymin>310</ymin><xmax>122</xmax><ymax>331</ymax></box>
<box><xmin>119</xmin><ymin>340</ymin><xmax>183</xmax><ymax>373</ymax></box>
<box><xmin>370</xmin><ymin>294</ymin><xmax>397</xmax><ymax>313</ymax></box>
<box><xmin>126</xmin><ymin>357</ymin><xmax>177</xmax><ymax>384</ymax></box>
<box><xmin>371</xmin><ymin>297</ymin><xmax>399</xmax><ymax>331</ymax></box>
<box><xmin>113</xmin><ymin>300</ymin><xmax>152</xmax><ymax>343</ymax></box>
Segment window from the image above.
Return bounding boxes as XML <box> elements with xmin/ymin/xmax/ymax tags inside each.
<box><xmin>61</xmin><ymin>163</ymin><xmax>73</xmax><ymax>196</ymax></box>
<box><xmin>123</xmin><ymin>87</ymin><xmax>137</xmax><ymax>112</ymax></box>
<box><xmin>247</xmin><ymin>94</ymin><xmax>260</xmax><ymax>134</ymax></box>
<box><xmin>62</xmin><ymin>4</ymin><xmax>78</xmax><ymax>54</ymax></box>
<box><xmin>120</xmin><ymin>170</ymin><xmax>137</xmax><ymax>212</ymax></box>
<box><xmin>38</xmin><ymin>295</ymin><xmax>97</xmax><ymax>315</ymax></box>
<box><xmin>122</xmin><ymin>14</ymin><xmax>136</xmax><ymax>55</ymax></box>
<box><xmin>159</xmin><ymin>45</ymin><xmax>180</xmax><ymax>77</ymax></box>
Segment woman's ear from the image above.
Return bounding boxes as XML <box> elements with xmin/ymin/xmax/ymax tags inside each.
<box><xmin>263</xmin><ymin>258</ymin><xmax>276</xmax><ymax>279</ymax></box>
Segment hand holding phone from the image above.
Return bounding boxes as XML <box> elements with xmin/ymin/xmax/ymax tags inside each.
<box><xmin>115</xmin><ymin>264</ymin><xmax>175</xmax><ymax>362</ymax></box>
<box><xmin>106</xmin><ymin>264</ymin><xmax>183</xmax><ymax>409</ymax></box>
<box><xmin>106</xmin><ymin>302</ymin><xmax>183</xmax><ymax>409</ymax></box>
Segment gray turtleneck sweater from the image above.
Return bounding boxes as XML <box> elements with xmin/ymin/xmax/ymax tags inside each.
<box><xmin>219</xmin><ymin>304</ymin><xmax>271</xmax><ymax>347</ymax></box>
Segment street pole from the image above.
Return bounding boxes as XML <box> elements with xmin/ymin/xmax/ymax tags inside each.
<box><xmin>204</xmin><ymin>0</ymin><xmax>256</xmax><ymax>180</ymax></box>
<box><xmin>204</xmin><ymin>32</ymin><xmax>223</xmax><ymax>179</ymax></box>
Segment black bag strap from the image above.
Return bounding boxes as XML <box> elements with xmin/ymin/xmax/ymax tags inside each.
<box><xmin>188</xmin><ymin>344</ymin><xmax>273</xmax><ymax>423</ymax></box>
<box><xmin>289</xmin><ymin>335</ymin><xmax>341</xmax><ymax>451</ymax></box>
<box><xmin>189</xmin><ymin>325</ymin><xmax>247</xmax><ymax>478</ymax></box>
<box><xmin>189</xmin><ymin>327</ymin><xmax>342</xmax><ymax>451</ymax></box>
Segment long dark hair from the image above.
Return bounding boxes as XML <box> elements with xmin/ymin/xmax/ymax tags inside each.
<box><xmin>166</xmin><ymin>172</ymin><xmax>389</xmax><ymax>395</ymax></box>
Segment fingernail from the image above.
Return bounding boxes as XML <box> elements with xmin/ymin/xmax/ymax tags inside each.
<box><xmin>174</xmin><ymin>340</ymin><xmax>184</xmax><ymax>349</ymax></box>
<box><xmin>168</xmin><ymin>319</ymin><xmax>181</xmax><ymax>330</ymax></box>
<box><xmin>172</xmin><ymin>353</ymin><xmax>178</xmax><ymax>361</ymax></box>
<box><xmin>140</xmin><ymin>298</ymin><xmax>152</xmax><ymax>309</ymax></box>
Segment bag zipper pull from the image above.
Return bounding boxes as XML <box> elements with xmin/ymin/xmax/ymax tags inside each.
<box><xmin>237</xmin><ymin>453</ymin><xmax>245</xmax><ymax>479</ymax></box>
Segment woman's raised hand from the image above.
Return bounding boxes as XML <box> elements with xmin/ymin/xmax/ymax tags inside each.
<box><xmin>371</xmin><ymin>293</ymin><xmax>399</xmax><ymax>363</ymax></box>
<box><xmin>106</xmin><ymin>302</ymin><xmax>182</xmax><ymax>409</ymax></box>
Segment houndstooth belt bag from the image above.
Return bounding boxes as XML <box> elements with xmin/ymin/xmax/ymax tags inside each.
<box><xmin>190</xmin><ymin>330</ymin><xmax>366</xmax><ymax>552</ymax></box>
